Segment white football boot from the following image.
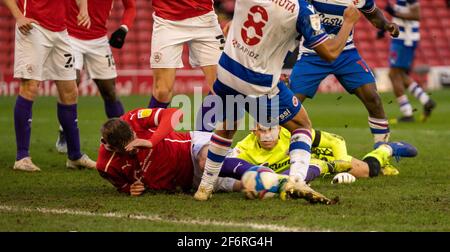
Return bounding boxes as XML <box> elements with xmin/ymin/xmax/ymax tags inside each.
<box><xmin>13</xmin><ymin>157</ymin><xmax>41</xmax><ymax>172</ymax></box>
<box><xmin>66</xmin><ymin>154</ymin><xmax>96</xmax><ymax>169</ymax></box>
<box><xmin>194</xmin><ymin>185</ymin><xmax>213</xmax><ymax>201</ymax></box>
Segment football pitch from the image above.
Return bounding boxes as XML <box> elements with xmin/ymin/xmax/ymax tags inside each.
<box><xmin>0</xmin><ymin>90</ymin><xmax>449</xmax><ymax>232</ymax></box>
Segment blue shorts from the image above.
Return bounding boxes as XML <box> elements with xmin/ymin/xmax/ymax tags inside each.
<box><xmin>212</xmin><ymin>80</ymin><xmax>301</xmax><ymax>126</ymax></box>
<box><xmin>389</xmin><ymin>41</ymin><xmax>417</xmax><ymax>70</ymax></box>
<box><xmin>290</xmin><ymin>49</ymin><xmax>376</xmax><ymax>98</ymax></box>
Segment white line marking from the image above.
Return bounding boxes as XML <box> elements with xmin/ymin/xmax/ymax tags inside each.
<box><xmin>0</xmin><ymin>205</ymin><xmax>326</xmax><ymax>232</ymax></box>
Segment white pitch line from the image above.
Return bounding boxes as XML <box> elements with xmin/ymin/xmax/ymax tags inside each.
<box><xmin>0</xmin><ymin>205</ymin><xmax>326</xmax><ymax>232</ymax></box>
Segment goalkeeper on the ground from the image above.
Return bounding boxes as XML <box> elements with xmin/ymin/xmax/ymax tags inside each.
<box><xmin>218</xmin><ymin>124</ymin><xmax>417</xmax><ymax>184</ymax></box>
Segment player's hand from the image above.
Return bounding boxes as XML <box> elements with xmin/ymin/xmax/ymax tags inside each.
<box><xmin>385</xmin><ymin>22</ymin><xmax>400</xmax><ymax>38</ymax></box>
<box><xmin>384</xmin><ymin>3</ymin><xmax>397</xmax><ymax>17</ymax></box>
<box><xmin>77</xmin><ymin>8</ymin><xmax>91</xmax><ymax>29</ymax></box>
<box><xmin>130</xmin><ymin>180</ymin><xmax>145</xmax><ymax>196</ymax></box>
<box><xmin>16</xmin><ymin>16</ymin><xmax>39</xmax><ymax>35</ymax></box>
<box><xmin>343</xmin><ymin>5</ymin><xmax>361</xmax><ymax>25</ymax></box>
<box><xmin>125</xmin><ymin>138</ymin><xmax>153</xmax><ymax>152</ymax></box>
<box><xmin>109</xmin><ymin>27</ymin><xmax>128</xmax><ymax>49</ymax></box>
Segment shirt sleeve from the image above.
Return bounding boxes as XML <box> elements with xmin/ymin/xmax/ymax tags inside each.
<box><xmin>296</xmin><ymin>1</ymin><xmax>329</xmax><ymax>49</ymax></box>
<box><xmin>359</xmin><ymin>0</ymin><xmax>377</xmax><ymax>14</ymax></box>
<box><xmin>121</xmin><ymin>0</ymin><xmax>137</xmax><ymax>29</ymax></box>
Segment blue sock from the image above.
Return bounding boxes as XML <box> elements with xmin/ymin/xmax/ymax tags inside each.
<box><xmin>14</xmin><ymin>95</ymin><xmax>33</xmax><ymax>160</ymax></box>
<box><xmin>104</xmin><ymin>100</ymin><xmax>124</xmax><ymax>118</ymax></box>
<box><xmin>57</xmin><ymin>103</ymin><xmax>82</xmax><ymax>161</ymax></box>
<box><xmin>148</xmin><ymin>96</ymin><xmax>169</xmax><ymax>108</ymax></box>
<box><xmin>219</xmin><ymin>158</ymin><xmax>255</xmax><ymax>180</ymax></box>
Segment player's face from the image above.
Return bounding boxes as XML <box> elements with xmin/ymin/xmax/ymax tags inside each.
<box><xmin>254</xmin><ymin>125</ymin><xmax>280</xmax><ymax>150</ymax></box>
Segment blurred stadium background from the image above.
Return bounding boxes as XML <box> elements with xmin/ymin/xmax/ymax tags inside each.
<box><xmin>1</xmin><ymin>0</ymin><xmax>449</xmax><ymax>96</ymax></box>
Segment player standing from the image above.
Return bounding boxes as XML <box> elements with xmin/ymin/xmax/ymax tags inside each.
<box><xmin>289</xmin><ymin>0</ymin><xmax>399</xmax><ymax>144</ymax></box>
<box><xmin>56</xmin><ymin>0</ymin><xmax>137</xmax><ymax>153</ymax></box>
<box><xmin>194</xmin><ymin>0</ymin><xmax>361</xmax><ymax>203</ymax></box>
<box><xmin>147</xmin><ymin>0</ymin><xmax>225</xmax><ymax>109</ymax></box>
<box><xmin>3</xmin><ymin>0</ymin><xmax>96</xmax><ymax>171</ymax></box>
<box><xmin>385</xmin><ymin>0</ymin><xmax>436</xmax><ymax>122</ymax></box>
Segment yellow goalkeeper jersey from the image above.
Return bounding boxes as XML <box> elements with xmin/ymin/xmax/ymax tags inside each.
<box><xmin>233</xmin><ymin>128</ymin><xmax>292</xmax><ymax>173</ymax></box>
<box><xmin>233</xmin><ymin>128</ymin><xmax>353</xmax><ymax>173</ymax></box>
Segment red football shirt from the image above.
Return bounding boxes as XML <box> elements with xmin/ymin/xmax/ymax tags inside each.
<box><xmin>96</xmin><ymin>108</ymin><xmax>194</xmax><ymax>193</ymax></box>
<box><xmin>67</xmin><ymin>0</ymin><xmax>136</xmax><ymax>40</ymax></box>
<box><xmin>152</xmin><ymin>0</ymin><xmax>214</xmax><ymax>21</ymax></box>
<box><xmin>17</xmin><ymin>0</ymin><xmax>67</xmax><ymax>32</ymax></box>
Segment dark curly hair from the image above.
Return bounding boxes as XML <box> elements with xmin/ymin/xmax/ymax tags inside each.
<box><xmin>101</xmin><ymin>118</ymin><xmax>134</xmax><ymax>151</ymax></box>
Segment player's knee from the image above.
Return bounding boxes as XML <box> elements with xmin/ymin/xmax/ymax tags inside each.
<box><xmin>59</xmin><ymin>87</ymin><xmax>79</xmax><ymax>104</ymax></box>
<box><xmin>19</xmin><ymin>80</ymin><xmax>40</xmax><ymax>100</ymax></box>
<box><xmin>363</xmin><ymin>157</ymin><xmax>381</xmax><ymax>177</ymax></box>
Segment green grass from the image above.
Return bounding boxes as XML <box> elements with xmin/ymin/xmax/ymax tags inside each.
<box><xmin>0</xmin><ymin>90</ymin><xmax>449</xmax><ymax>231</ymax></box>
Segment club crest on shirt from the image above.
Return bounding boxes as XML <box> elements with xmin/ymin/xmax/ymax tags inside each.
<box><xmin>310</xmin><ymin>14</ymin><xmax>321</xmax><ymax>31</ymax></box>
<box><xmin>138</xmin><ymin>109</ymin><xmax>153</xmax><ymax>118</ymax></box>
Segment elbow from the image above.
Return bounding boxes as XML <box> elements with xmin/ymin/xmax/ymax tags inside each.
<box><xmin>320</xmin><ymin>51</ymin><xmax>339</xmax><ymax>62</ymax></box>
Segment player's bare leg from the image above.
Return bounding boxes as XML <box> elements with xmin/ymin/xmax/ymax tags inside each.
<box><xmin>194</xmin><ymin>121</ymin><xmax>237</xmax><ymax>201</ymax></box>
<box><xmin>55</xmin><ymin>80</ymin><xmax>96</xmax><ymax>169</ymax></box>
<box><xmin>13</xmin><ymin>79</ymin><xmax>41</xmax><ymax>172</ymax></box>
<box><xmin>148</xmin><ymin>68</ymin><xmax>176</xmax><ymax>108</ymax></box>
<box><xmin>354</xmin><ymin>83</ymin><xmax>390</xmax><ymax>143</ymax></box>
<box><xmin>200</xmin><ymin>65</ymin><xmax>217</xmax><ymax>90</ymax></box>
<box><xmin>281</xmin><ymin>107</ymin><xmax>336</xmax><ymax>205</ymax></box>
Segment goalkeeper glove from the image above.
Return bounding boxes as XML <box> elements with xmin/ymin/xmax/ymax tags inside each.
<box><xmin>109</xmin><ymin>26</ymin><xmax>128</xmax><ymax>49</ymax></box>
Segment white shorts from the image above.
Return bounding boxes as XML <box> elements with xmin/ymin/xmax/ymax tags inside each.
<box><xmin>69</xmin><ymin>35</ymin><xmax>117</xmax><ymax>80</ymax></box>
<box><xmin>14</xmin><ymin>24</ymin><xmax>76</xmax><ymax>81</ymax></box>
<box><xmin>150</xmin><ymin>11</ymin><xmax>224</xmax><ymax>68</ymax></box>
<box><xmin>189</xmin><ymin>131</ymin><xmax>237</xmax><ymax>192</ymax></box>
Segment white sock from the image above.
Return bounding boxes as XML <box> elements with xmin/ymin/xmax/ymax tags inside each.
<box><xmin>397</xmin><ymin>95</ymin><xmax>413</xmax><ymax>117</ymax></box>
<box><xmin>199</xmin><ymin>134</ymin><xmax>233</xmax><ymax>190</ymax></box>
<box><xmin>368</xmin><ymin>117</ymin><xmax>390</xmax><ymax>143</ymax></box>
<box><xmin>289</xmin><ymin>128</ymin><xmax>312</xmax><ymax>181</ymax></box>
<box><xmin>408</xmin><ymin>82</ymin><xmax>430</xmax><ymax>105</ymax></box>
<box><xmin>214</xmin><ymin>177</ymin><xmax>238</xmax><ymax>192</ymax></box>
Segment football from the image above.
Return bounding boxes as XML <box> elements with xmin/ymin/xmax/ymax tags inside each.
<box><xmin>241</xmin><ymin>166</ymin><xmax>282</xmax><ymax>200</ymax></box>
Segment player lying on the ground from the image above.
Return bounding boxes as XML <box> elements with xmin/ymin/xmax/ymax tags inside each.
<box><xmin>95</xmin><ymin>107</ymin><xmax>333</xmax><ymax>204</ymax></box>
<box><xmin>96</xmin><ymin>107</ymin><xmax>243</xmax><ymax>196</ymax></box>
<box><xmin>220</xmin><ymin>124</ymin><xmax>418</xmax><ymax>183</ymax></box>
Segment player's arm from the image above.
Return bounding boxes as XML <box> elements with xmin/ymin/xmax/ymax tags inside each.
<box><xmin>75</xmin><ymin>0</ymin><xmax>91</xmax><ymax>28</ymax></box>
<box><xmin>312</xmin><ymin>6</ymin><xmax>361</xmax><ymax>62</ymax></box>
<box><xmin>363</xmin><ymin>7</ymin><xmax>399</xmax><ymax>38</ymax></box>
<box><xmin>2</xmin><ymin>0</ymin><xmax>39</xmax><ymax>34</ymax></box>
<box><xmin>109</xmin><ymin>0</ymin><xmax>137</xmax><ymax>48</ymax></box>
<box><xmin>386</xmin><ymin>1</ymin><xmax>420</xmax><ymax>21</ymax></box>
<box><xmin>125</xmin><ymin>108</ymin><xmax>184</xmax><ymax>150</ymax></box>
